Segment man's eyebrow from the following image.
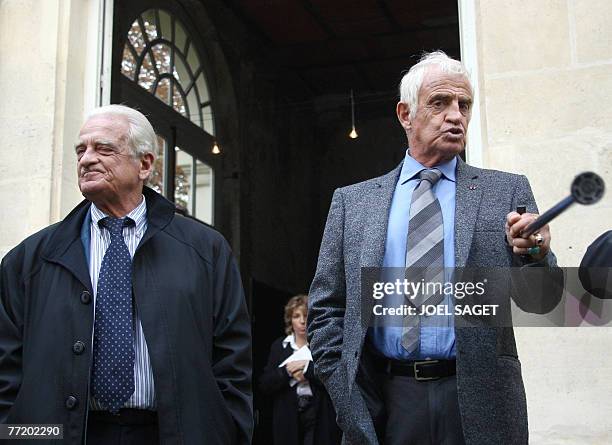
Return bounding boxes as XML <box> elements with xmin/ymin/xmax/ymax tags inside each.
<box><xmin>428</xmin><ymin>92</ymin><xmax>452</xmax><ymax>101</ymax></box>
<box><xmin>96</xmin><ymin>139</ymin><xmax>117</xmax><ymax>146</ymax></box>
<box><xmin>428</xmin><ymin>92</ymin><xmax>473</xmax><ymax>104</ymax></box>
<box><xmin>74</xmin><ymin>139</ymin><xmax>117</xmax><ymax>150</ymax></box>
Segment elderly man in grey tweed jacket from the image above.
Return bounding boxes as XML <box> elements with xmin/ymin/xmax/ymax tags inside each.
<box><xmin>308</xmin><ymin>51</ymin><xmax>560</xmax><ymax>445</ymax></box>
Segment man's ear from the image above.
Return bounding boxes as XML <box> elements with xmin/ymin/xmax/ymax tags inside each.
<box><xmin>139</xmin><ymin>152</ymin><xmax>155</xmax><ymax>181</ymax></box>
<box><xmin>396</xmin><ymin>102</ymin><xmax>411</xmax><ymax>132</ymax></box>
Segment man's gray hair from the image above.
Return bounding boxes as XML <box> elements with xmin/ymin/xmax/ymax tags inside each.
<box><xmin>399</xmin><ymin>51</ymin><xmax>472</xmax><ymax>119</ymax></box>
<box><xmin>87</xmin><ymin>104</ymin><xmax>158</xmax><ymax>159</ymax></box>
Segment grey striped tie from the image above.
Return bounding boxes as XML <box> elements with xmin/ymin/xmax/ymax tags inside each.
<box><xmin>402</xmin><ymin>168</ymin><xmax>445</xmax><ymax>354</ymax></box>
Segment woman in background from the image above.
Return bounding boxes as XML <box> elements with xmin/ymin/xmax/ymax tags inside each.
<box><xmin>259</xmin><ymin>294</ymin><xmax>341</xmax><ymax>445</ymax></box>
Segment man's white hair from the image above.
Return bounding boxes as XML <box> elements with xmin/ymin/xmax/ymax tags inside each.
<box><xmin>399</xmin><ymin>51</ymin><xmax>472</xmax><ymax>119</ymax></box>
<box><xmin>86</xmin><ymin>104</ymin><xmax>158</xmax><ymax>159</ymax></box>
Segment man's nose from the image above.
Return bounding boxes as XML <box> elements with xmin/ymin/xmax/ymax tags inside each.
<box><xmin>79</xmin><ymin>146</ymin><xmax>98</xmax><ymax>166</ymax></box>
<box><xmin>445</xmin><ymin>101</ymin><xmax>463</xmax><ymax>123</ymax></box>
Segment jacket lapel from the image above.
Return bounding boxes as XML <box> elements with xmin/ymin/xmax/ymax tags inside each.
<box><xmin>136</xmin><ymin>187</ymin><xmax>175</xmax><ymax>251</ymax></box>
<box><xmin>41</xmin><ymin>199</ymin><xmax>93</xmax><ymax>293</ymax></box>
<box><xmin>359</xmin><ymin>163</ymin><xmax>402</xmax><ymax>335</ymax></box>
<box><xmin>454</xmin><ymin>158</ymin><xmax>483</xmax><ymax>267</ymax></box>
<box><xmin>360</xmin><ymin>163</ymin><xmax>403</xmax><ymax>268</ymax></box>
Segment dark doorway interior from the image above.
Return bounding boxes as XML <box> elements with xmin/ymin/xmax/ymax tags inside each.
<box><xmin>251</xmin><ymin>279</ymin><xmax>293</xmax><ymax>443</ymax></box>
<box><xmin>213</xmin><ymin>0</ymin><xmax>461</xmax><ymax>294</ymax></box>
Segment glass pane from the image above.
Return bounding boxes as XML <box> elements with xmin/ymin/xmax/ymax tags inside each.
<box><xmin>186</xmin><ymin>89</ymin><xmax>201</xmax><ymax>127</ymax></box>
<box><xmin>195</xmin><ymin>71</ymin><xmax>210</xmax><ymax>103</ymax></box>
<box><xmin>137</xmin><ymin>52</ymin><xmax>156</xmax><ymax>92</ymax></box>
<box><xmin>155</xmin><ymin>77</ymin><xmax>171</xmax><ymax>105</ymax></box>
<box><xmin>186</xmin><ymin>44</ymin><xmax>201</xmax><ymax>77</ymax></box>
<box><xmin>147</xmin><ymin>135</ymin><xmax>166</xmax><ymax>195</ymax></box>
<box><xmin>175</xmin><ymin>20</ymin><xmax>188</xmax><ymax>55</ymax></box>
<box><xmin>202</xmin><ymin>105</ymin><xmax>215</xmax><ymax>135</ymax></box>
<box><xmin>174</xmin><ymin>53</ymin><xmax>191</xmax><ymax>89</ymax></box>
<box><xmin>127</xmin><ymin>19</ymin><xmax>145</xmax><ymax>56</ymax></box>
<box><xmin>194</xmin><ymin>160</ymin><xmax>213</xmax><ymax>224</ymax></box>
<box><xmin>172</xmin><ymin>84</ymin><xmax>187</xmax><ymax>117</ymax></box>
<box><xmin>121</xmin><ymin>45</ymin><xmax>137</xmax><ymax>80</ymax></box>
<box><xmin>159</xmin><ymin>10</ymin><xmax>172</xmax><ymax>41</ymax></box>
<box><xmin>152</xmin><ymin>43</ymin><xmax>172</xmax><ymax>75</ymax></box>
<box><xmin>141</xmin><ymin>10</ymin><xmax>158</xmax><ymax>41</ymax></box>
<box><xmin>174</xmin><ymin>148</ymin><xmax>193</xmax><ymax>213</ymax></box>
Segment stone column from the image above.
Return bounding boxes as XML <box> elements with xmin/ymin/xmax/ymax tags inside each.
<box><xmin>0</xmin><ymin>0</ymin><xmax>107</xmax><ymax>257</ymax></box>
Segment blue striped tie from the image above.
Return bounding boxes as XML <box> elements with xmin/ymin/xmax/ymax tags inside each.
<box><xmin>92</xmin><ymin>217</ymin><xmax>135</xmax><ymax>413</ymax></box>
<box><xmin>402</xmin><ymin>169</ymin><xmax>445</xmax><ymax>354</ymax></box>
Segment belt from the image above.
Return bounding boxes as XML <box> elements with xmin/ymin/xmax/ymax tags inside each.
<box><xmin>88</xmin><ymin>409</ymin><xmax>158</xmax><ymax>425</ymax></box>
<box><xmin>374</xmin><ymin>358</ymin><xmax>456</xmax><ymax>381</ymax></box>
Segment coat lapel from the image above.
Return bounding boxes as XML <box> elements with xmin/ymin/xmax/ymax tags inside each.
<box><xmin>137</xmin><ymin>187</ymin><xmax>175</xmax><ymax>251</ymax></box>
<box><xmin>41</xmin><ymin>199</ymin><xmax>93</xmax><ymax>293</ymax></box>
<box><xmin>454</xmin><ymin>158</ymin><xmax>484</xmax><ymax>267</ymax></box>
<box><xmin>360</xmin><ymin>163</ymin><xmax>403</xmax><ymax>268</ymax></box>
<box><xmin>359</xmin><ymin>163</ymin><xmax>402</xmax><ymax>334</ymax></box>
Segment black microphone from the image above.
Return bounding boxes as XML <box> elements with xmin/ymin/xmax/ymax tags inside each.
<box><xmin>522</xmin><ymin>172</ymin><xmax>605</xmax><ymax>237</ymax></box>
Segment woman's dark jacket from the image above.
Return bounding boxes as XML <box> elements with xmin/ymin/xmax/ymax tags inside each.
<box><xmin>259</xmin><ymin>336</ymin><xmax>341</xmax><ymax>445</ymax></box>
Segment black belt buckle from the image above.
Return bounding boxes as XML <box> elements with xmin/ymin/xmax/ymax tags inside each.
<box><xmin>413</xmin><ymin>359</ymin><xmax>440</xmax><ymax>381</ymax></box>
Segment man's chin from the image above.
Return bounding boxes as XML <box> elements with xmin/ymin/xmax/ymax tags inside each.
<box><xmin>439</xmin><ymin>144</ymin><xmax>465</xmax><ymax>158</ymax></box>
<box><xmin>78</xmin><ymin>181</ymin><xmax>106</xmax><ymax>200</ymax></box>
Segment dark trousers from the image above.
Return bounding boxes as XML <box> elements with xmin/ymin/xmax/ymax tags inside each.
<box><xmin>298</xmin><ymin>398</ymin><xmax>316</xmax><ymax>445</ymax></box>
<box><xmin>86</xmin><ymin>409</ymin><xmax>159</xmax><ymax>445</ymax></box>
<box><xmin>381</xmin><ymin>374</ymin><xmax>465</xmax><ymax>445</ymax></box>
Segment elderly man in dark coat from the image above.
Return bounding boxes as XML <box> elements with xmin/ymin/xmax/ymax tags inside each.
<box><xmin>0</xmin><ymin>105</ymin><xmax>252</xmax><ymax>444</ymax></box>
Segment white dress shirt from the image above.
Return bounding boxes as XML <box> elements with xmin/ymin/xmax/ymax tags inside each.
<box><xmin>282</xmin><ymin>334</ymin><xmax>313</xmax><ymax>397</ymax></box>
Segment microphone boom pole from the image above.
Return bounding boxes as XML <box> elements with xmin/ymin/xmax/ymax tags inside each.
<box><xmin>522</xmin><ymin>172</ymin><xmax>605</xmax><ymax>237</ymax></box>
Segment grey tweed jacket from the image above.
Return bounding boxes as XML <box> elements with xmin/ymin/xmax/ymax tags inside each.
<box><xmin>308</xmin><ymin>157</ymin><xmax>559</xmax><ymax>445</ymax></box>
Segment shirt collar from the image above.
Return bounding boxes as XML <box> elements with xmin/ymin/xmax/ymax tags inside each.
<box><xmin>399</xmin><ymin>149</ymin><xmax>457</xmax><ymax>185</ymax></box>
<box><xmin>90</xmin><ymin>195</ymin><xmax>147</xmax><ymax>235</ymax></box>
<box><xmin>282</xmin><ymin>334</ymin><xmax>299</xmax><ymax>351</ymax></box>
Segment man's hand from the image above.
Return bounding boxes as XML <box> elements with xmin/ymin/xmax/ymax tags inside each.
<box><xmin>505</xmin><ymin>211</ymin><xmax>551</xmax><ymax>261</ymax></box>
<box><xmin>286</xmin><ymin>360</ymin><xmax>308</xmax><ymax>382</ymax></box>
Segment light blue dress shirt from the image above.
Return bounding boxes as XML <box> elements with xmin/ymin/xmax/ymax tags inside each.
<box><xmin>369</xmin><ymin>151</ymin><xmax>457</xmax><ymax>360</ymax></box>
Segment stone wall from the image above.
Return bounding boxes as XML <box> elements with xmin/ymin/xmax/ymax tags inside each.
<box><xmin>473</xmin><ymin>0</ymin><xmax>612</xmax><ymax>442</ymax></box>
<box><xmin>0</xmin><ymin>0</ymin><xmax>103</xmax><ymax>258</ymax></box>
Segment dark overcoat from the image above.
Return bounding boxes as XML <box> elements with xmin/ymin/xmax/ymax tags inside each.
<box><xmin>259</xmin><ymin>337</ymin><xmax>341</xmax><ymax>445</ymax></box>
<box><xmin>0</xmin><ymin>187</ymin><xmax>253</xmax><ymax>444</ymax></box>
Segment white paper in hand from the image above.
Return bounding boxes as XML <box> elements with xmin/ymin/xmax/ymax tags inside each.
<box><xmin>278</xmin><ymin>345</ymin><xmax>313</xmax><ymax>368</ymax></box>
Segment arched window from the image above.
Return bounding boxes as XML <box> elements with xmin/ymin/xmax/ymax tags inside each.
<box><xmin>120</xmin><ymin>9</ymin><xmax>215</xmax><ymax>135</ymax></box>
<box><xmin>116</xmin><ymin>7</ymin><xmax>217</xmax><ymax>224</ymax></box>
